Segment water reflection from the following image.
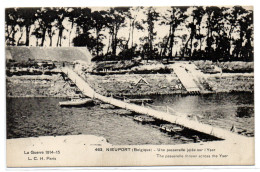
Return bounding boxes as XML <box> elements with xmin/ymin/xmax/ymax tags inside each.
<box><xmin>148</xmin><ymin>92</ymin><xmax>254</xmax><ymax>136</ymax></box>
<box><xmin>236</xmin><ymin>107</ymin><xmax>254</xmax><ymax>118</ymax></box>
<box><xmin>7</xmin><ymin>98</ymin><xmax>199</xmax><ymax>145</ymax></box>
<box><xmin>6</xmin><ymin>92</ymin><xmax>254</xmax><ymax>145</ymax></box>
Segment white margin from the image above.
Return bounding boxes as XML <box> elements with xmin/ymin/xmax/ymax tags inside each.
<box><xmin>0</xmin><ymin>0</ymin><xmax>259</xmax><ymax>171</ymax></box>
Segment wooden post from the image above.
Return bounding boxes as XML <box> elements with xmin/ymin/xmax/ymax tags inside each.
<box><xmin>230</xmin><ymin>124</ymin><xmax>237</xmax><ymax>133</ymax></box>
<box><xmin>193</xmin><ymin>115</ymin><xmax>199</xmax><ymax>122</ymax></box>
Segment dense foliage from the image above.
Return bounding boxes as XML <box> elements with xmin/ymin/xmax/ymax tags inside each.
<box><xmin>5</xmin><ymin>6</ymin><xmax>253</xmax><ymax>61</ymax></box>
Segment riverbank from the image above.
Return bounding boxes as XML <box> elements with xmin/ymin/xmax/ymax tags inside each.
<box><xmin>85</xmin><ymin>73</ymin><xmax>254</xmax><ymax>96</ymax></box>
<box><xmin>206</xmin><ymin>73</ymin><xmax>254</xmax><ymax>93</ymax></box>
<box><xmin>6</xmin><ymin>72</ymin><xmax>254</xmax><ymax>97</ymax></box>
<box><xmin>193</xmin><ymin>61</ymin><xmax>254</xmax><ymax>73</ymax></box>
<box><xmin>6</xmin><ymin>74</ymin><xmax>78</xmax><ymax>98</ymax></box>
<box><xmin>85</xmin><ymin>73</ymin><xmax>185</xmax><ymax>97</ymax></box>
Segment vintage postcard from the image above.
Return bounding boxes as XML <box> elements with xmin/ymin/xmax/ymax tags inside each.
<box><xmin>5</xmin><ymin>6</ymin><xmax>254</xmax><ymax>167</ymax></box>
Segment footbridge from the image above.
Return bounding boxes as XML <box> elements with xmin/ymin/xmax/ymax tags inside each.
<box><xmin>61</xmin><ymin>67</ymin><xmax>248</xmax><ymax>143</ymax></box>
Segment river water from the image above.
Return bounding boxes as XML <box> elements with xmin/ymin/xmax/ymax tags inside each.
<box><xmin>6</xmin><ymin>93</ymin><xmax>254</xmax><ymax>145</ymax></box>
<box><xmin>142</xmin><ymin>92</ymin><xmax>254</xmax><ymax>136</ymax></box>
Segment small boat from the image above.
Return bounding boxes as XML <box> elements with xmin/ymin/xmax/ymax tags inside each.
<box><xmin>59</xmin><ymin>98</ymin><xmax>93</xmax><ymax>107</ymax></box>
<box><xmin>180</xmin><ymin>137</ymin><xmax>194</xmax><ymax>142</ymax></box>
<box><xmin>133</xmin><ymin>115</ymin><xmax>155</xmax><ymax>123</ymax></box>
<box><xmin>160</xmin><ymin>124</ymin><xmax>184</xmax><ymax>133</ymax></box>
<box><xmin>100</xmin><ymin>104</ymin><xmax>116</xmax><ymax>109</ymax></box>
<box><xmin>124</xmin><ymin>98</ymin><xmax>153</xmax><ymax>104</ymax></box>
<box><xmin>171</xmin><ymin>126</ymin><xmax>184</xmax><ymax>132</ymax></box>
<box><xmin>133</xmin><ymin>116</ymin><xmax>144</xmax><ymax>122</ymax></box>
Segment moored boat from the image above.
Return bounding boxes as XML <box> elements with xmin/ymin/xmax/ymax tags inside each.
<box><xmin>160</xmin><ymin>124</ymin><xmax>184</xmax><ymax>133</ymax></box>
<box><xmin>133</xmin><ymin>115</ymin><xmax>155</xmax><ymax>123</ymax></box>
<box><xmin>59</xmin><ymin>98</ymin><xmax>93</xmax><ymax>107</ymax></box>
<box><xmin>124</xmin><ymin>98</ymin><xmax>153</xmax><ymax>104</ymax></box>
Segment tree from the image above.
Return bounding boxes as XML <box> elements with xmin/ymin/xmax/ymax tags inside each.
<box><xmin>204</xmin><ymin>6</ymin><xmax>221</xmax><ymax>60</ymax></box>
<box><xmin>31</xmin><ymin>27</ymin><xmax>43</xmax><ymax>46</ymax></box>
<box><xmin>53</xmin><ymin>7</ymin><xmax>69</xmax><ymax>47</ymax></box>
<box><xmin>5</xmin><ymin>8</ymin><xmax>18</xmax><ymax>45</ymax></box>
<box><xmin>73</xmin><ymin>33</ymin><xmax>96</xmax><ymax>53</ymax></box>
<box><xmin>232</xmin><ymin>7</ymin><xmax>253</xmax><ymax>61</ymax></box>
<box><xmin>16</xmin><ymin>8</ymin><xmax>39</xmax><ymax>46</ymax></box>
<box><xmin>33</xmin><ymin>8</ymin><xmax>57</xmax><ymax>46</ymax></box>
<box><xmin>72</xmin><ymin>7</ymin><xmax>94</xmax><ymax>52</ymax></box>
<box><xmin>242</xmin><ymin>10</ymin><xmax>253</xmax><ymax>61</ymax></box>
<box><xmin>142</xmin><ymin>7</ymin><xmax>159</xmax><ymax>59</ymax></box>
<box><xmin>126</xmin><ymin>7</ymin><xmax>143</xmax><ymax>50</ymax></box>
<box><xmin>209</xmin><ymin>7</ymin><xmax>229</xmax><ymax>61</ymax></box>
<box><xmin>5</xmin><ymin>6</ymin><xmax>253</xmax><ymax>62</ymax></box>
<box><xmin>193</xmin><ymin>6</ymin><xmax>205</xmax><ymax>53</ymax></box>
<box><xmin>67</xmin><ymin>8</ymin><xmax>82</xmax><ymax>46</ymax></box>
<box><xmin>92</xmin><ymin>10</ymin><xmax>107</xmax><ymax>56</ymax></box>
<box><xmin>159</xmin><ymin>7</ymin><xmax>189</xmax><ymax>59</ymax></box>
<box><xmin>106</xmin><ymin>7</ymin><xmax>129</xmax><ymax>56</ymax></box>
<box><xmin>227</xmin><ymin>7</ymin><xmax>246</xmax><ymax>59</ymax></box>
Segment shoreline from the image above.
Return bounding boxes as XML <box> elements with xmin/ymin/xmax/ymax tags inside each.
<box><xmin>85</xmin><ymin>72</ymin><xmax>254</xmax><ymax>97</ymax></box>
<box><xmin>6</xmin><ymin>72</ymin><xmax>254</xmax><ymax>98</ymax></box>
<box><xmin>6</xmin><ymin>90</ymin><xmax>254</xmax><ymax>99</ymax></box>
<box><xmin>6</xmin><ymin>95</ymin><xmax>70</xmax><ymax>98</ymax></box>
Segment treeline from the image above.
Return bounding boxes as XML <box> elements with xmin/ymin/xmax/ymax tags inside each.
<box><xmin>5</xmin><ymin>6</ymin><xmax>253</xmax><ymax>61</ymax></box>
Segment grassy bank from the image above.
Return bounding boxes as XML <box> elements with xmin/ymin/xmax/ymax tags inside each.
<box><xmin>85</xmin><ymin>73</ymin><xmax>253</xmax><ymax>96</ymax></box>
<box><xmin>194</xmin><ymin>61</ymin><xmax>254</xmax><ymax>73</ymax></box>
<box><xmin>206</xmin><ymin>74</ymin><xmax>254</xmax><ymax>93</ymax></box>
<box><xmin>6</xmin><ymin>75</ymin><xmax>78</xmax><ymax>97</ymax></box>
<box><xmin>85</xmin><ymin>73</ymin><xmax>185</xmax><ymax>97</ymax></box>
<box><xmin>6</xmin><ymin>64</ymin><xmax>254</xmax><ymax>98</ymax></box>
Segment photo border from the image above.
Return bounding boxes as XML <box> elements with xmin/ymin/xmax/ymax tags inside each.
<box><xmin>1</xmin><ymin>0</ymin><xmax>259</xmax><ymax>171</ymax></box>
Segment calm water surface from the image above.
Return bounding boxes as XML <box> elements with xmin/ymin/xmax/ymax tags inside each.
<box><xmin>7</xmin><ymin>98</ymin><xmax>187</xmax><ymax>145</ymax></box>
<box><xmin>146</xmin><ymin>92</ymin><xmax>254</xmax><ymax>136</ymax></box>
<box><xmin>7</xmin><ymin>93</ymin><xmax>254</xmax><ymax>145</ymax></box>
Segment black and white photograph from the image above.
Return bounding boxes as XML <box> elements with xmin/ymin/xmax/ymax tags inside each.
<box><xmin>4</xmin><ymin>5</ymin><xmax>255</xmax><ymax>167</ymax></box>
